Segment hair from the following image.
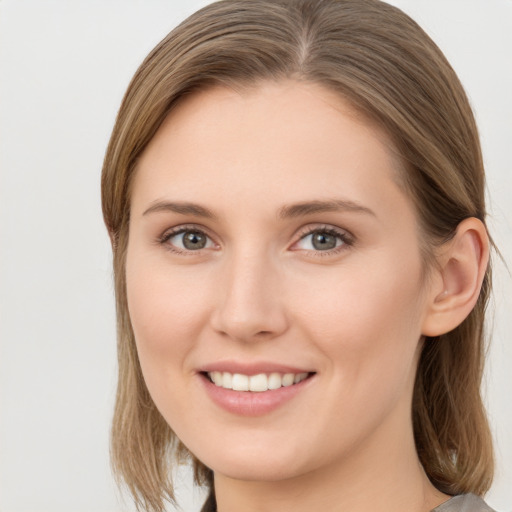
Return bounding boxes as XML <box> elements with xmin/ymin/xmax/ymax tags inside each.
<box><xmin>101</xmin><ymin>1</ymin><xmax>494</xmax><ymax>510</ymax></box>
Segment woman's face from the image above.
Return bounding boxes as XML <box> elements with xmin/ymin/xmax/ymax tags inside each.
<box><xmin>126</xmin><ymin>82</ymin><xmax>434</xmax><ymax>482</ymax></box>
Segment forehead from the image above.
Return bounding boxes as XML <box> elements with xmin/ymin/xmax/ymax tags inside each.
<box><xmin>131</xmin><ymin>81</ymin><xmax>410</xmax><ymax>220</ymax></box>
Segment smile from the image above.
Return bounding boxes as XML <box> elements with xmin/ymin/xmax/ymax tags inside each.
<box><xmin>207</xmin><ymin>371</ymin><xmax>310</xmax><ymax>392</ymax></box>
<box><xmin>199</xmin><ymin>367</ymin><xmax>316</xmax><ymax>416</ymax></box>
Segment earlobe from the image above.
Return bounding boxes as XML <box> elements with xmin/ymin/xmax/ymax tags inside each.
<box><xmin>422</xmin><ymin>217</ymin><xmax>489</xmax><ymax>337</ymax></box>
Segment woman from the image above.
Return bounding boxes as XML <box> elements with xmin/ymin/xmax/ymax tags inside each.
<box><xmin>101</xmin><ymin>1</ymin><xmax>497</xmax><ymax>511</ymax></box>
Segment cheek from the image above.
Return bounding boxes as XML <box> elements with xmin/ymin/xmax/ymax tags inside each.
<box><xmin>294</xmin><ymin>254</ymin><xmax>426</xmax><ymax>394</ymax></box>
<box><xmin>125</xmin><ymin>249</ymin><xmax>211</xmax><ymax>368</ymax></box>
<box><xmin>124</xmin><ymin>249</ymin><xmax>217</xmax><ymax>432</ymax></box>
<box><xmin>286</xmin><ymin>259</ymin><xmax>426</xmax><ymax>456</ymax></box>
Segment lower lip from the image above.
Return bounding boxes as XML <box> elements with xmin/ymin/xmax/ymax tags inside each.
<box><xmin>199</xmin><ymin>373</ymin><xmax>314</xmax><ymax>417</ymax></box>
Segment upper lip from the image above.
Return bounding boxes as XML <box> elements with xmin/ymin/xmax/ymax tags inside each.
<box><xmin>199</xmin><ymin>360</ymin><xmax>315</xmax><ymax>376</ymax></box>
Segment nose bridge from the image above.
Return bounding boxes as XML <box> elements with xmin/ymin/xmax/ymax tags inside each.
<box><xmin>212</xmin><ymin>245</ymin><xmax>287</xmax><ymax>341</ymax></box>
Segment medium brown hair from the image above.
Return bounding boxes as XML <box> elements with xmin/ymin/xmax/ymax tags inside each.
<box><xmin>101</xmin><ymin>1</ymin><xmax>494</xmax><ymax>510</ymax></box>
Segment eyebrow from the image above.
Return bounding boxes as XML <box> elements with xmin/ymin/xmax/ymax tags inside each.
<box><xmin>142</xmin><ymin>201</ymin><xmax>215</xmax><ymax>218</ymax></box>
<box><xmin>277</xmin><ymin>199</ymin><xmax>376</xmax><ymax>219</ymax></box>
<box><xmin>142</xmin><ymin>198</ymin><xmax>375</xmax><ymax>219</ymax></box>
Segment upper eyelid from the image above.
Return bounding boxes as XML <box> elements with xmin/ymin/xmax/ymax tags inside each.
<box><xmin>294</xmin><ymin>223</ymin><xmax>353</xmax><ymax>240</ymax></box>
<box><xmin>158</xmin><ymin>223</ymin><xmax>354</xmax><ymax>250</ymax></box>
<box><xmin>160</xmin><ymin>223</ymin><xmax>215</xmax><ymax>240</ymax></box>
<box><xmin>159</xmin><ymin>222</ymin><xmax>351</xmax><ymax>236</ymax></box>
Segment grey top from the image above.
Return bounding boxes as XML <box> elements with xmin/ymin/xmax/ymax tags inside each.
<box><xmin>201</xmin><ymin>493</ymin><xmax>495</xmax><ymax>512</ymax></box>
<box><xmin>432</xmin><ymin>494</ymin><xmax>496</xmax><ymax>512</ymax></box>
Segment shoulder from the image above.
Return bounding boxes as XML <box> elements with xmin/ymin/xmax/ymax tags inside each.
<box><xmin>432</xmin><ymin>494</ymin><xmax>496</xmax><ymax>512</ymax></box>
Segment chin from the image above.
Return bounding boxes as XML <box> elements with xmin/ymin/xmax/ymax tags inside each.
<box><xmin>192</xmin><ymin>435</ymin><xmax>327</xmax><ymax>484</ymax></box>
<box><xmin>211</xmin><ymin>458</ymin><xmax>305</xmax><ymax>483</ymax></box>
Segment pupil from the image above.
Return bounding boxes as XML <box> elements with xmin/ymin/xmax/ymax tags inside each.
<box><xmin>312</xmin><ymin>232</ymin><xmax>336</xmax><ymax>250</ymax></box>
<box><xmin>183</xmin><ymin>231</ymin><xmax>206</xmax><ymax>250</ymax></box>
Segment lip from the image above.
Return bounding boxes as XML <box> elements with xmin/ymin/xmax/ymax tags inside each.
<box><xmin>197</xmin><ymin>362</ymin><xmax>316</xmax><ymax>417</ymax></box>
<box><xmin>199</xmin><ymin>360</ymin><xmax>314</xmax><ymax>376</ymax></box>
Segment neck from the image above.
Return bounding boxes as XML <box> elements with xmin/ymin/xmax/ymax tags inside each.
<box><xmin>213</xmin><ymin>406</ymin><xmax>450</xmax><ymax>512</ymax></box>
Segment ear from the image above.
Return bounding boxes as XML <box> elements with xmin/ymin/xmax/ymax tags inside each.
<box><xmin>421</xmin><ymin>217</ymin><xmax>489</xmax><ymax>337</ymax></box>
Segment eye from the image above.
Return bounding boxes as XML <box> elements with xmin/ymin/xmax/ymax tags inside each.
<box><xmin>293</xmin><ymin>227</ymin><xmax>351</xmax><ymax>252</ymax></box>
<box><xmin>161</xmin><ymin>227</ymin><xmax>215</xmax><ymax>252</ymax></box>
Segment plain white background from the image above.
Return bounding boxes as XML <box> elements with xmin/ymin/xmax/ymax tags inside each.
<box><xmin>0</xmin><ymin>1</ymin><xmax>510</xmax><ymax>511</ymax></box>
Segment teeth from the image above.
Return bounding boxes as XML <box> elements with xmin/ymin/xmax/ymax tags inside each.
<box><xmin>249</xmin><ymin>373</ymin><xmax>268</xmax><ymax>392</ymax></box>
<box><xmin>222</xmin><ymin>372</ymin><xmax>233</xmax><ymax>389</ymax></box>
<box><xmin>282</xmin><ymin>373</ymin><xmax>295</xmax><ymax>387</ymax></box>
<box><xmin>207</xmin><ymin>371</ymin><xmax>309</xmax><ymax>392</ymax></box>
<box><xmin>211</xmin><ymin>371</ymin><xmax>223</xmax><ymax>386</ymax></box>
<box><xmin>294</xmin><ymin>373</ymin><xmax>304</xmax><ymax>384</ymax></box>
<box><xmin>268</xmin><ymin>372</ymin><xmax>282</xmax><ymax>390</ymax></box>
<box><xmin>232</xmin><ymin>373</ymin><xmax>249</xmax><ymax>391</ymax></box>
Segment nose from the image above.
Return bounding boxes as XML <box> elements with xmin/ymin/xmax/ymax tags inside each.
<box><xmin>210</xmin><ymin>250</ymin><xmax>289</xmax><ymax>343</ymax></box>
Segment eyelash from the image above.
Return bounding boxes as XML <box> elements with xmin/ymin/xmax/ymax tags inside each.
<box><xmin>158</xmin><ymin>224</ymin><xmax>217</xmax><ymax>256</ymax></box>
<box><xmin>293</xmin><ymin>225</ymin><xmax>354</xmax><ymax>256</ymax></box>
<box><xmin>158</xmin><ymin>224</ymin><xmax>354</xmax><ymax>256</ymax></box>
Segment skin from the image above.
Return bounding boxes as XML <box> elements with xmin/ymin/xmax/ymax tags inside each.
<box><xmin>126</xmin><ymin>81</ymin><xmax>455</xmax><ymax>512</ymax></box>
